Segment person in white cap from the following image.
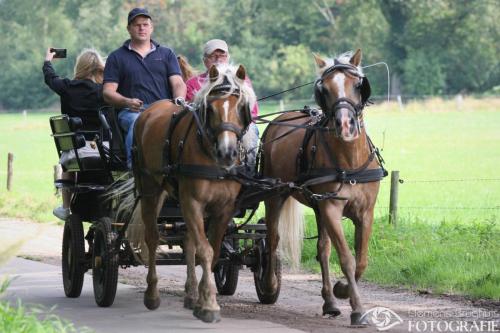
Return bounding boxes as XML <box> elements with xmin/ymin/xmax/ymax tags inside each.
<box><xmin>186</xmin><ymin>39</ymin><xmax>260</xmax><ymax>174</ymax></box>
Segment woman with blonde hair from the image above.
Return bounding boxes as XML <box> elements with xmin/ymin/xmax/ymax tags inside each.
<box><xmin>177</xmin><ymin>54</ymin><xmax>197</xmax><ymax>82</ymax></box>
<box><xmin>43</xmin><ymin>47</ymin><xmax>106</xmax><ymax>220</ymax></box>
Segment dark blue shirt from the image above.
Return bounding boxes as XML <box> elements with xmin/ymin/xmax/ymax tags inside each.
<box><xmin>104</xmin><ymin>39</ymin><xmax>181</xmax><ymax>106</ymax></box>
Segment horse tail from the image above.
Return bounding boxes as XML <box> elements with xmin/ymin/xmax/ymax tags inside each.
<box><xmin>278</xmin><ymin>197</ymin><xmax>304</xmax><ymax>271</ymax></box>
<box><xmin>105</xmin><ymin>176</ymin><xmax>146</xmax><ymax>262</ymax></box>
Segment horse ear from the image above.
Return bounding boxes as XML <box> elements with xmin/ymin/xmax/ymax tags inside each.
<box><xmin>313</xmin><ymin>53</ymin><xmax>327</xmax><ymax>69</ymax></box>
<box><xmin>350</xmin><ymin>49</ymin><xmax>362</xmax><ymax>67</ymax></box>
<box><xmin>209</xmin><ymin>65</ymin><xmax>219</xmax><ymax>82</ymax></box>
<box><xmin>236</xmin><ymin>65</ymin><xmax>246</xmax><ymax>81</ymax></box>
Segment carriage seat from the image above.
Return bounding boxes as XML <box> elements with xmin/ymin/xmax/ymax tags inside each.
<box><xmin>98</xmin><ymin>106</ymin><xmax>127</xmax><ymax>171</ymax></box>
<box><xmin>50</xmin><ymin>114</ymin><xmax>107</xmax><ymax>172</ymax></box>
<box><xmin>59</xmin><ymin>140</ymin><xmax>109</xmax><ymax>171</ymax></box>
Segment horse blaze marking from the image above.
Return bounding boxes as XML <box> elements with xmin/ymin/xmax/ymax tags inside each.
<box><xmin>333</xmin><ymin>72</ymin><xmax>346</xmax><ymax>98</ymax></box>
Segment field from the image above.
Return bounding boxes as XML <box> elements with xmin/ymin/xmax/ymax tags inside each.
<box><xmin>0</xmin><ymin>97</ymin><xmax>499</xmax><ymax>299</ymax></box>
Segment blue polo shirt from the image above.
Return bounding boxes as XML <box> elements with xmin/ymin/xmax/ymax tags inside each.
<box><xmin>104</xmin><ymin>39</ymin><xmax>181</xmax><ymax>106</ymax></box>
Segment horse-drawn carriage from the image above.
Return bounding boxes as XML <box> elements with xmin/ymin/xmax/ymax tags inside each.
<box><xmin>50</xmin><ymin>102</ymin><xmax>278</xmax><ymax>305</ymax></box>
<box><xmin>50</xmin><ymin>51</ymin><xmax>386</xmax><ymax>325</ymax></box>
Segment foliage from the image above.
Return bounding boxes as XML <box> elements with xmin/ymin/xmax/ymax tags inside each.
<box><xmin>0</xmin><ymin>278</ymin><xmax>90</xmax><ymax>332</ymax></box>
<box><xmin>0</xmin><ymin>300</ymin><xmax>92</xmax><ymax>333</ymax></box>
<box><xmin>0</xmin><ymin>0</ymin><xmax>498</xmax><ymax>110</ymax></box>
<box><xmin>403</xmin><ymin>50</ymin><xmax>445</xmax><ymax>95</ymax></box>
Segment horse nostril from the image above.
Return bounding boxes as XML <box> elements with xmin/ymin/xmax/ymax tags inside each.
<box><xmin>335</xmin><ymin>118</ymin><xmax>342</xmax><ymax>128</ymax></box>
<box><xmin>231</xmin><ymin>149</ymin><xmax>237</xmax><ymax>159</ymax></box>
<box><xmin>350</xmin><ymin>118</ymin><xmax>355</xmax><ymax>126</ymax></box>
<box><xmin>217</xmin><ymin>149</ymin><xmax>224</xmax><ymax>159</ymax></box>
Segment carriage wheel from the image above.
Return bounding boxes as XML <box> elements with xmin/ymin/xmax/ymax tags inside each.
<box><xmin>92</xmin><ymin>217</ymin><xmax>119</xmax><ymax>307</ymax></box>
<box><xmin>253</xmin><ymin>238</ymin><xmax>282</xmax><ymax>304</ymax></box>
<box><xmin>62</xmin><ymin>214</ymin><xmax>86</xmax><ymax>298</ymax></box>
<box><xmin>214</xmin><ymin>239</ymin><xmax>240</xmax><ymax>295</ymax></box>
<box><xmin>214</xmin><ymin>262</ymin><xmax>239</xmax><ymax>295</ymax></box>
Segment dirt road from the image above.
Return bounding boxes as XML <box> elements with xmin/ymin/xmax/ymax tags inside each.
<box><xmin>1</xmin><ymin>218</ymin><xmax>498</xmax><ymax>332</ymax></box>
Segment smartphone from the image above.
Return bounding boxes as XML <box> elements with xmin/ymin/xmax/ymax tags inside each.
<box><xmin>50</xmin><ymin>48</ymin><xmax>67</xmax><ymax>58</ymax></box>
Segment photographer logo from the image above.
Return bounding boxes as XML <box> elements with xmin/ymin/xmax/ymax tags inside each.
<box><xmin>360</xmin><ymin>306</ymin><xmax>404</xmax><ymax>331</ymax></box>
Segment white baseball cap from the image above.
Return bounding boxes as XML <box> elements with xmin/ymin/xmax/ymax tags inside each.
<box><xmin>203</xmin><ymin>39</ymin><xmax>229</xmax><ymax>56</ymax></box>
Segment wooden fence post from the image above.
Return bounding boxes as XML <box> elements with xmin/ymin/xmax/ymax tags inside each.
<box><xmin>389</xmin><ymin>170</ymin><xmax>399</xmax><ymax>225</ymax></box>
<box><xmin>7</xmin><ymin>153</ymin><xmax>14</xmax><ymax>191</ymax></box>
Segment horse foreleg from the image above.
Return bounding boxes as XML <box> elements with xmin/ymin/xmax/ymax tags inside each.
<box><xmin>141</xmin><ymin>193</ymin><xmax>162</xmax><ymax>310</ymax></box>
<box><xmin>184</xmin><ymin>229</ymin><xmax>198</xmax><ymax>309</ymax></box>
<box><xmin>262</xmin><ymin>196</ymin><xmax>286</xmax><ymax>298</ymax></box>
<box><xmin>333</xmin><ymin>209</ymin><xmax>375</xmax><ymax>302</ymax></box>
<box><xmin>321</xmin><ymin>203</ymin><xmax>366</xmax><ymax>325</ymax></box>
<box><xmin>182</xmin><ymin>200</ymin><xmax>220</xmax><ymax>323</ymax></box>
<box><xmin>315</xmin><ymin>210</ymin><xmax>341</xmax><ymax>317</ymax></box>
<box><xmin>207</xmin><ymin>206</ymin><xmax>235</xmax><ymax>270</ymax></box>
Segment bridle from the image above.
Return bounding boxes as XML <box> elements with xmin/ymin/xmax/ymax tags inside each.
<box><xmin>192</xmin><ymin>80</ymin><xmax>252</xmax><ymax>158</ymax></box>
<box><xmin>314</xmin><ymin>60</ymin><xmax>371</xmax><ymax>135</ymax></box>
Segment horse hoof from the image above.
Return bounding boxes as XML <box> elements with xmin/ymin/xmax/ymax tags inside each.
<box><xmin>193</xmin><ymin>306</ymin><xmax>221</xmax><ymax>323</ymax></box>
<box><xmin>184</xmin><ymin>296</ymin><xmax>196</xmax><ymax>310</ymax></box>
<box><xmin>144</xmin><ymin>296</ymin><xmax>161</xmax><ymax>310</ymax></box>
<box><xmin>333</xmin><ymin>281</ymin><xmax>350</xmax><ymax>299</ymax></box>
<box><xmin>322</xmin><ymin>302</ymin><xmax>341</xmax><ymax>317</ymax></box>
<box><xmin>350</xmin><ymin>312</ymin><xmax>369</xmax><ymax>326</ymax></box>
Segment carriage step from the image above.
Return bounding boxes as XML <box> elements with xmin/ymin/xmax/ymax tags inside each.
<box><xmin>239</xmin><ymin>224</ymin><xmax>266</xmax><ymax>230</ymax></box>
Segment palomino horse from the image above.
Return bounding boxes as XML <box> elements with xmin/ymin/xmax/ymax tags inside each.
<box><xmin>114</xmin><ymin>64</ymin><xmax>256</xmax><ymax>322</ymax></box>
<box><xmin>259</xmin><ymin>49</ymin><xmax>385</xmax><ymax>325</ymax></box>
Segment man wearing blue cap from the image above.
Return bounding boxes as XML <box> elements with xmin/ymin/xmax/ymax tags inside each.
<box><xmin>104</xmin><ymin>8</ymin><xmax>186</xmax><ymax>168</ymax></box>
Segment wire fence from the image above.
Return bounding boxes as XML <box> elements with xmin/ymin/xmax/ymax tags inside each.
<box><xmin>380</xmin><ymin>171</ymin><xmax>500</xmax><ymax>225</ymax></box>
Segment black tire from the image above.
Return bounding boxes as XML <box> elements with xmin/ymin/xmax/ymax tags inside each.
<box><xmin>214</xmin><ymin>238</ymin><xmax>240</xmax><ymax>295</ymax></box>
<box><xmin>62</xmin><ymin>214</ymin><xmax>86</xmax><ymax>298</ymax></box>
<box><xmin>253</xmin><ymin>238</ymin><xmax>282</xmax><ymax>304</ymax></box>
<box><xmin>214</xmin><ymin>262</ymin><xmax>239</xmax><ymax>295</ymax></box>
<box><xmin>92</xmin><ymin>217</ymin><xmax>119</xmax><ymax>307</ymax></box>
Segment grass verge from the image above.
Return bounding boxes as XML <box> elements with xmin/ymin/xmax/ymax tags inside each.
<box><xmin>302</xmin><ymin>215</ymin><xmax>500</xmax><ymax>300</ymax></box>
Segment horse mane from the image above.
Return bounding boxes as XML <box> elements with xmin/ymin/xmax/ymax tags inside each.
<box><xmin>318</xmin><ymin>51</ymin><xmax>364</xmax><ymax>77</ymax></box>
<box><xmin>193</xmin><ymin>63</ymin><xmax>256</xmax><ymax>125</ymax></box>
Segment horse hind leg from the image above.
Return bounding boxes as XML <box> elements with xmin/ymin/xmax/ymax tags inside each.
<box><xmin>183</xmin><ymin>229</ymin><xmax>198</xmax><ymax>309</ymax></box>
<box><xmin>261</xmin><ymin>195</ymin><xmax>287</xmax><ymax>300</ymax></box>
<box><xmin>141</xmin><ymin>191</ymin><xmax>165</xmax><ymax>310</ymax></box>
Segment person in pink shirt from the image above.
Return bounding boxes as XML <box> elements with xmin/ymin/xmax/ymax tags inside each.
<box><xmin>186</xmin><ymin>39</ymin><xmax>260</xmax><ymax>174</ymax></box>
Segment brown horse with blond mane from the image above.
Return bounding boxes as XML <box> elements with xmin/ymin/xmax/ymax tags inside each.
<box><xmin>111</xmin><ymin>63</ymin><xmax>256</xmax><ymax>323</ymax></box>
<box><xmin>259</xmin><ymin>49</ymin><xmax>386</xmax><ymax>326</ymax></box>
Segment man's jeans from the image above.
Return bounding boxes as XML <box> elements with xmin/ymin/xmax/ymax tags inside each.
<box><xmin>118</xmin><ymin>107</ymin><xmax>147</xmax><ymax>169</ymax></box>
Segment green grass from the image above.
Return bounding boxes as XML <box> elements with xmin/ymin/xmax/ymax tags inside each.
<box><xmin>0</xmin><ymin>111</ymin><xmax>59</xmax><ymax>222</ymax></box>
<box><xmin>0</xmin><ymin>279</ymin><xmax>91</xmax><ymax>333</ymax></box>
<box><xmin>0</xmin><ymin>300</ymin><xmax>90</xmax><ymax>333</ymax></box>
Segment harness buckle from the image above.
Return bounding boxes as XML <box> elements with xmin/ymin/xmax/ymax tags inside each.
<box><xmin>349</xmin><ymin>179</ymin><xmax>357</xmax><ymax>186</ymax></box>
<box><xmin>311</xmin><ymin>193</ymin><xmax>323</xmax><ymax>201</ymax></box>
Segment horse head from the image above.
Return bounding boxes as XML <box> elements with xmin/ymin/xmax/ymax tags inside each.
<box><xmin>195</xmin><ymin>64</ymin><xmax>255</xmax><ymax>168</ymax></box>
<box><xmin>314</xmin><ymin>49</ymin><xmax>371</xmax><ymax>142</ymax></box>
